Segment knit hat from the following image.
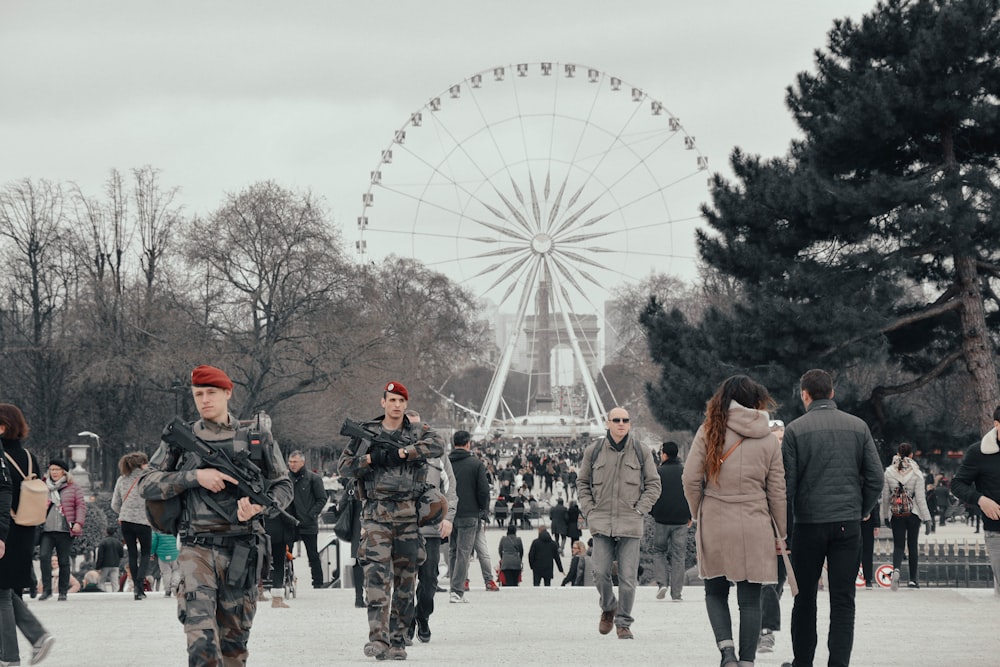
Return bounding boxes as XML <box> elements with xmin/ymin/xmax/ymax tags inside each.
<box><xmin>49</xmin><ymin>458</ymin><xmax>70</xmax><ymax>472</ymax></box>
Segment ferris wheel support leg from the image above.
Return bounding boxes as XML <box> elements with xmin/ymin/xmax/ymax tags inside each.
<box><xmin>547</xmin><ymin>259</ymin><xmax>608</xmax><ymax>422</ymax></box>
<box><xmin>475</xmin><ymin>260</ymin><xmax>542</xmax><ymax>438</ymax></box>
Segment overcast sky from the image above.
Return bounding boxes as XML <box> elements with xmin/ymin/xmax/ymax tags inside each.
<box><xmin>1</xmin><ymin>1</ymin><xmax>879</xmax><ymax>288</ymax></box>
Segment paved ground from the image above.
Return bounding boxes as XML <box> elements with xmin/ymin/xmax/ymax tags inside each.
<box><xmin>9</xmin><ymin>518</ymin><xmax>998</xmax><ymax>666</ymax></box>
<box><xmin>11</xmin><ymin>579</ymin><xmax>998</xmax><ymax>666</ymax></box>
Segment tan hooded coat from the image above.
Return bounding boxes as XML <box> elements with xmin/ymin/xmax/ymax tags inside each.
<box><xmin>682</xmin><ymin>401</ymin><xmax>786</xmax><ymax>583</ymax></box>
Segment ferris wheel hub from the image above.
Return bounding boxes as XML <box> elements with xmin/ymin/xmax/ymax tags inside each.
<box><xmin>531</xmin><ymin>233</ymin><xmax>553</xmax><ymax>255</ymax></box>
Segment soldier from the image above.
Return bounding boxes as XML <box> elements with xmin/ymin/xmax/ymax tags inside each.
<box><xmin>338</xmin><ymin>381</ymin><xmax>445</xmax><ymax>661</ymax></box>
<box><xmin>140</xmin><ymin>364</ymin><xmax>293</xmax><ymax>667</ymax></box>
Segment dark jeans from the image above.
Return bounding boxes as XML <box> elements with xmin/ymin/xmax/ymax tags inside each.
<box><xmin>120</xmin><ymin>521</ymin><xmax>152</xmax><ymax>588</ymax></box>
<box><xmin>0</xmin><ymin>588</ymin><xmax>47</xmax><ymax>662</ymax></box>
<box><xmin>789</xmin><ymin>521</ymin><xmax>861</xmax><ymax>667</ymax></box>
<box><xmin>890</xmin><ymin>514</ymin><xmax>921</xmax><ymax>582</ymax></box>
<box><xmin>297</xmin><ymin>533</ymin><xmax>324</xmax><ymax>587</ymax></box>
<box><xmin>39</xmin><ymin>531</ymin><xmax>73</xmax><ymax>595</ymax></box>
<box><xmin>704</xmin><ymin>576</ymin><xmax>761</xmax><ymax>663</ymax></box>
<box><xmin>860</xmin><ymin>516</ymin><xmax>877</xmax><ymax>585</ymax></box>
<box><xmin>761</xmin><ymin>555</ymin><xmax>787</xmax><ymax>631</ymax></box>
<box><xmin>414</xmin><ymin>536</ymin><xmax>441</xmax><ymax>622</ymax></box>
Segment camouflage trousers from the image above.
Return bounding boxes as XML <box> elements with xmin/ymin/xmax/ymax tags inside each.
<box><xmin>176</xmin><ymin>544</ymin><xmax>258</xmax><ymax>667</ymax></box>
<box><xmin>359</xmin><ymin>519</ymin><xmax>426</xmax><ymax>648</ymax></box>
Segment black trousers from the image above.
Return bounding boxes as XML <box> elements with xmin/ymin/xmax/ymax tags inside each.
<box><xmin>890</xmin><ymin>514</ymin><xmax>921</xmax><ymax>582</ymax></box>
<box><xmin>414</xmin><ymin>536</ymin><xmax>441</xmax><ymax>622</ymax></box>
<box><xmin>120</xmin><ymin>521</ymin><xmax>152</xmax><ymax>588</ymax></box>
<box><xmin>789</xmin><ymin>521</ymin><xmax>861</xmax><ymax>667</ymax></box>
<box><xmin>296</xmin><ymin>533</ymin><xmax>324</xmax><ymax>587</ymax></box>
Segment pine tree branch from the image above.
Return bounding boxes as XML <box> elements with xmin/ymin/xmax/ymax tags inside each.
<box><xmin>822</xmin><ymin>298</ymin><xmax>962</xmax><ymax>358</ymax></box>
<box><xmin>977</xmin><ymin>259</ymin><xmax>1000</xmax><ymax>277</ymax></box>
<box><xmin>871</xmin><ymin>349</ymin><xmax>964</xmax><ymax>401</ymax></box>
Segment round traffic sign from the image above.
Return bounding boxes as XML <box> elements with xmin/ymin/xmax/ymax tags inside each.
<box><xmin>875</xmin><ymin>563</ymin><xmax>894</xmax><ymax>588</ymax></box>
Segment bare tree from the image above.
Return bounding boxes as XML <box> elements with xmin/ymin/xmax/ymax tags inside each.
<box><xmin>0</xmin><ymin>178</ymin><xmax>77</xmax><ymax>449</ymax></box>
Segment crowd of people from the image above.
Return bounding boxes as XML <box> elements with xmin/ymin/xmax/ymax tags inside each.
<box><xmin>2</xmin><ymin>365</ymin><xmax>999</xmax><ymax>667</ymax></box>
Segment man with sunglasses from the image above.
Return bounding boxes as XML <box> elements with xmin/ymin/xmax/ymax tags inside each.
<box><xmin>577</xmin><ymin>407</ymin><xmax>660</xmax><ymax>640</ymax></box>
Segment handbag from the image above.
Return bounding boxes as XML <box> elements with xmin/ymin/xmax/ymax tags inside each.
<box><xmin>333</xmin><ymin>482</ymin><xmax>355</xmax><ymax>542</ymax></box>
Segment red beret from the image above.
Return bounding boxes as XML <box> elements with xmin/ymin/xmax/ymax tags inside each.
<box><xmin>384</xmin><ymin>381</ymin><xmax>408</xmax><ymax>401</ymax></box>
<box><xmin>191</xmin><ymin>365</ymin><xmax>233</xmax><ymax>390</ymax></box>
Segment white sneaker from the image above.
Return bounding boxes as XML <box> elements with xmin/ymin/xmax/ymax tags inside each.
<box><xmin>758</xmin><ymin>630</ymin><xmax>775</xmax><ymax>653</ymax></box>
<box><xmin>31</xmin><ymin>633</ymin><xmax>55</xmax><ymax>665</ymax></box>
<box><xmin>890</xmin><ymin>569</ymin><xmax>900</xmax><ymax>591</ymax></box>
<box><xmin>449</xmin><ymin>592</ymin><xmax>468</xmax><ymax>603</ymax></box>
<box><xmin>656</xmin><ymin>586</ymin><xmax>667</xmax><ymax>600</ymax></box>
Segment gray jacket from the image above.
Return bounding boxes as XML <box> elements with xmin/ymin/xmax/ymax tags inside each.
<box><xmin>782</xmin><ymin>399</ymin><xmax>883</xmax><ymax>526</ymax></box>
<box><xmin>576</xmin><ymin>433</ymin><xmax>660</xmax><ymax>538</ymax></box>
<box><xmin>112</xmin><ymin>468</ymin><xmax>150</xmax><ymax>525</ymax></box>
<box><xmin>418</xmin><ymin>454</ymin><xmax>459</xmax><ymax>538</ymax></box>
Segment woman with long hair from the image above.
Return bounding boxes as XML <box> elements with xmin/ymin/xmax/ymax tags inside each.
<box><xmin>112</xmin><ymin>451</ymin><xmax>152</xmax><ymax>600</ymax></box>
<box><xmin>682</xmin><ymin>375</ymin><xmax>786</xmax><ymax>667</ymax></box>
<box><xmin>0</xmin><ymin>403</ymin><xmax>56</xmax><ymax>665</ymax></box>
<box><xmin>881</xmin><ymin>442</ymin><xmax>931</xmax><ymax>590</ymax></box>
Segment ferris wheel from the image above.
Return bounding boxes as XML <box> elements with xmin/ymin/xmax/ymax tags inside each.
<box><xmin>356</xmin><ymin>62</ymin><xmax>708</xmax><ymax>438</ymax></box>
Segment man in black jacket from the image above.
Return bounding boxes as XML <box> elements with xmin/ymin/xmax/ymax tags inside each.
<box><xmin>780</xmin><ymin>369</ymin><xmax>882</xmax><ymax>667</ymax></box>
<box><xmin>649</xmin><ymin>441</ymin><xmax>690</xmax><ymax>602</ymax></box>
<box><xmin>286</xmin><ymin>451</ymin><xmax>329</xmax><ymax>588</ymax></box>
<box><xmin>949</xmin><ymin>405</ymin><xmax>1000</xmax><ymax>597</ymax></box>
<box><xmin>447</xmin><ymin>430</ymin><xmax>490</xmax><ymax>603</ymax></box>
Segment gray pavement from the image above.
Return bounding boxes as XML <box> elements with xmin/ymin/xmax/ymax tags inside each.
<box><xmin>10</xmin><ymin>519</ymin><xmax>998</xmax><ymax>666</ymax></box>
<box><xmin>11</xmin><ymin>578</ymin><xmax>998</xmax><ymax>666</ymax></box>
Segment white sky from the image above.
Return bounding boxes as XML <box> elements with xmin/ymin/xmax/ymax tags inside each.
<box><xmin>1</xmin><ymin>1</ymin><xmax>879</xmax><ymax>290</ymax></box>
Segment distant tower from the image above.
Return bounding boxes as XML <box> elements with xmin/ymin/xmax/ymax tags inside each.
<box><xmin>530</xmin><ymin>265</ymin><xmax>554</xmax><ymax>412</ymax></box>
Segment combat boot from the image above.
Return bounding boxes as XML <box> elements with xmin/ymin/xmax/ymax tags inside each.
<box><xmin>363</xmin><ymin>641</ymin><xmax>388</xmax><ymax>659</ymax></box>
<box><xmin>385</xmin><ymin>646</ymin><xmax>407</xmax><ymax>660</ymax></box>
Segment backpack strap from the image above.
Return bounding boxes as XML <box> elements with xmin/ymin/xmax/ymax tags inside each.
<box><xmin>3</xmin><ymin>451</ymin><xmax>30</xmax><ymax>480</ymax></box>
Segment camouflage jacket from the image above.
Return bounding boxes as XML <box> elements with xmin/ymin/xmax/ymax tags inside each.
<box><xmin>337</xmin><ymin>415</ymin><xmax>445</xmax><ymax>524</ymax></box>
<box><xmin>139</xmin><ymin>413</ymin><xmax>293</xmax><ymax>537</ymax></box>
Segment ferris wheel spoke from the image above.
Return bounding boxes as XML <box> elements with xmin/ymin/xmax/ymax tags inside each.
<box><xmin>529</xmin><ymin>177</ymin><xmax>542</xmax><ymax>228</ymax></box>
<box><xmin>464</xmin><ymin>83</ymin><xmax>537</xmax><ymax>228</ymax></box>
<box><xmin>492</xmin><ymin>186</ymin><xmax>535</xmax><ymax>236</ymax></box>
<box><xmin>550</xmin><ymin>197</ymin><xmax>599</xmax><ymax>237</ymax></box>
<box><xmin>547</xmin><ymin>88</ymin><xmax>646</xmax><ymax>235</ymax></box>
<box><xmin>471</xmin><ymin>245</ymin><xmax>530</xmax><ymax>260</ymax></box>
<box><xmin>545</xmin><ymin>176</ymin><xmax>567</xmax><ymax>230</ymax></box>
<box><xmin>483</xmin><ymin>253</ymin><xmax>534</xmax><ymax>294</ymax></box>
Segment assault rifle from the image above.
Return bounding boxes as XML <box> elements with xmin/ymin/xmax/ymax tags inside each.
<box><xmin>161</xmin><ymin>417</ymin><xmax>298</xmax><ymax>526</ymax></box>
<box><xmin>339</xmin><ymin>418</ymin><xmax>417</xmax><ymax>467</ymax></box>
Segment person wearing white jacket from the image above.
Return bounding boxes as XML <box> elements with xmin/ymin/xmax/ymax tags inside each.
<box><xmin>880</xmin><ymin>443</ymin><xmax>931</xmax><ymax>590</ymax></box>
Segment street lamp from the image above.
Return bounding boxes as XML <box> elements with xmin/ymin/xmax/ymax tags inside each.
<box><xmin>78</xmin><ymin>431</ymin><xmax>101</xmax><ymax>489</ymax></box>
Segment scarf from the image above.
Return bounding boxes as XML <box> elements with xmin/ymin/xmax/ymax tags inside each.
<box><xmin>47</xmin><ymin>475</ymin><xmax>67</xmax><ymax>507</ymax></box>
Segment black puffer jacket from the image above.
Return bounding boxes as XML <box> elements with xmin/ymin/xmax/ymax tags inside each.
<box><xmin>782</xmin><ymin>399</ymin><xmax>883</xmax><ymax>526</ymax></box>
<box><xmin>950</xmin><ymin>427</ymin><xmax>1000</xmax><ymax>533</ymax></box>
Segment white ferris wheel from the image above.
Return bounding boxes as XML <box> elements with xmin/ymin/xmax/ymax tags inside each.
<box><xmin>356</xmin><ymin>62</ymin><xmax>708</xmax><ymax>439</ymax></box>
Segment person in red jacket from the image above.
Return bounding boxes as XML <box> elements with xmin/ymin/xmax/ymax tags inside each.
<box><xmin>39</xmin><ymin>458</ymin><xmax>85</xmax><ymax>601</ymax></box>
